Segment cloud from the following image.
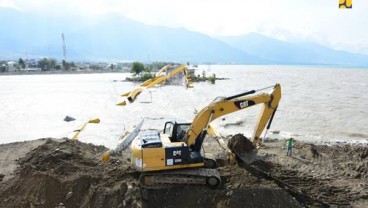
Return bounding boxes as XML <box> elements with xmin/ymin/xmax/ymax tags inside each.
<box><xmin>0</xmin><ymin>0</ymin><xmax>20</xmax><ymax>10</ymax></box>
<box><xmin>1</xmin><ymin>0</ymin><xmax>368</xmax><ymax>54</ymax></box>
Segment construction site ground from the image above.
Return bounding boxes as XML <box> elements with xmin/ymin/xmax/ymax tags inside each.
<box><xmin>0</xmin><ymin>136</ymin><xmax>367</xmax><ymax>208</ymax></box>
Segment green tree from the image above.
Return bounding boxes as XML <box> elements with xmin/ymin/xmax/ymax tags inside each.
<box><xmin>131</xmin><ymin>62</ymin><xmax>145</xmax><ymax>76</ymax></box>
<box><xmin>55</xmin><ymin>64</ymin><xmax>62</xmax><ymax>70</ymax></box>
<box><xmin>110</xmin><ymin>64</ymin><xmax>115</xmax><ymax>70</ymax></box>
<box><xmin>18</xmin><ymin>58</ymin><xmax>26</xmax><ymax>69</ymax></box>
<box><xmin>62</xmin><ymin>60</ymin><xmax>68</xmax><ymax>70</ymax></box>
<box><xmin>141</xmin><ymin>72</ymin><xmax>155</xmax><ymax>80</ymax></box>
<box><xmin>38</xmin><ymin>58</ymin><xmax>57</xmax><ymax>71</ymax></box>
<box><xmin>90</xmin><ymin>64</ymin><xmax>102</xmax><ymax>71</ymax></box>
<box><xmin>0</xmin><ymin>62</ymin><xmax>6</xmax><ymax>72</ymax></box>
<box><xmin>61</xmin><ymin>60</ymin><xmax>75</xmax><ymax>70</ymax></box>
<box><xmin>145</xmin><ymin>64</ymin><xmax>154</xmax><ymax>73</ymax></box>
<box><xmin>38</xmin><ymin>58</ymin><xmax>48</xmax><ymax>70</ymax></box>
<box><xmin>208</xmin><ymin>74</ymin><xmax>216</xmax><ymax>84</ymax></box>
<box><xmin>49</xmin><ymin>58</ymin><xmax>56</xmax><ymax>69</ymax></box>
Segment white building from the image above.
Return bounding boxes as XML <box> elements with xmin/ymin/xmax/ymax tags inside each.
<box><xmin>7</xmin><ymin>61</ymin><xmax>17</xmax><ymax>72</ymax></box>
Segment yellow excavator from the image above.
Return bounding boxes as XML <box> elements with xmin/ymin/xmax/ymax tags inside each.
<box><xmin>131</xmin><ymin>83</ymin><xmax>281</xmax><ymax>188</ymax></box>
<box><xmin>118</xmin><ymin>65</ymin><xmax>193</xmax><ymax>105</ymax></box>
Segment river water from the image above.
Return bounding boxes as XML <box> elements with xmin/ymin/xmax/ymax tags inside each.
<box><xmin>0</xmin><ymin>65</ymin><xmax>367</xmax><ymax>148</ymax></box>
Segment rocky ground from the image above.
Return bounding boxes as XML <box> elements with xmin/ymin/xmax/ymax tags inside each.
<box><xmin>0</xmin><ymin>136</ymin><xmax>367</xmax><ymax>208</ymax></box>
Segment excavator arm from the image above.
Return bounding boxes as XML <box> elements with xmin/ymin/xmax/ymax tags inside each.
<box><xmin>119</xmin><ymin>65</ymin><xmax>192</xmax><ymax>104</ymax></box>
<box><xmin>185</xmin><ymin>84</ymin><xmax>281</xmax><ymax>152</ymax></box>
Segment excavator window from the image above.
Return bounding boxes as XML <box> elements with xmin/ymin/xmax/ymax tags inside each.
<box><xmin>164</xmin><ymin>122</ymin><xmax>191</xmax><ymax>143</ymax></box>
<box><xmin>174</xmin><ymin>123</ymin><xmax>191</xmax><ymax>142</ymax></box>
<box><xmin>163</xmin><ymin>122</ymin><xmax>174</xmax><ymax>135</ymax></box>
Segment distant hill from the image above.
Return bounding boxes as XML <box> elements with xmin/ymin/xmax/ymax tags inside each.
<box><xmin>0</xmin><ymin>8</ymin><xmax>263</xmax><ymax>64</ymax></box>
<box><xmin>219</xmin><ymin>33</ymin><xmax>368</xmax><ymax>66</ymax></box>
<box><xmin>1</xmin><ymin>8</ymin><xmax>368</xmax><ymax>66</ymax></box>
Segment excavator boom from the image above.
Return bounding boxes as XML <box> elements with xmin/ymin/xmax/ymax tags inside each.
<box><xmin>186</xmin><ymin>84</ymin><xmax>281</xmax><ymax>152</ymax></box>
<box><xmin>119</xmin><ymin>65</ymin><xmax>192</xmax><ymax>104</ymax></box>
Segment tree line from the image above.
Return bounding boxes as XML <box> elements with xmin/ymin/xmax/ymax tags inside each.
<box><xmin>34</xmin><ymin>58</ymin><xmax>76</xmax><ymax>71</ymax></box>
<box><xmin>0</xmin><ymin>58</ymin><xmax>76</xmax><ymax>72</ymax></box>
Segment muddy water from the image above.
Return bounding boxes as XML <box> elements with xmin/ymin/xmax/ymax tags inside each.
<box><xmin>0</xmin><ymin>65</ymin><xmax>367</xmax><ymax>147</ymax></box>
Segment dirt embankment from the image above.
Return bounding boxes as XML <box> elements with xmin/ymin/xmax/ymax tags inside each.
<box><xmin>0</xmin><ymin>137</ymin><xmax>367</xmax><ymax>208</ymax></box>
<box><xmin>0</xmin><ymin>139</ymin><xmax>141</xmax><ymax>208</ymax></box>
<box><xmin>252</xmin><ymin>139</ymin><xmax>368</xmax><ymax>208</ymax></box>
<box><xmin>0</xmin><ymin>139</ymin><xmax>47</xmax><ymax>182</ymax></box>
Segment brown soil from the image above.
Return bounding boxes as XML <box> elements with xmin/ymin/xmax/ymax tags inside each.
<box><xmin>0</xmin><ymin>139</ymin><xmax>141</xmax><ymax>208</ymax></box>
<box><xmin>227</xmin><ymin>134</ymin><xmax>256</xmax><ymax>154</ymax></box>
<box><xmin>249</xmin><ymin>139</ymin><xmax>368</xmax><ymax>208</ymax></box>
<box><xmin>0</xmin><ymin>137</ymin><xmax>367</xmax><ymax>208</ymax></box>
<box><xmin>227</xmin><ymin>134</ymin><xmax>257</xmax><ymax>162</ymax></box>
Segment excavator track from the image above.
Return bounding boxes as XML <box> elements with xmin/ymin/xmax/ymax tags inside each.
<box><xmin>139</xmin><ymin>168</ymin><xmax>221</xmax><ymax>189</ymax></box>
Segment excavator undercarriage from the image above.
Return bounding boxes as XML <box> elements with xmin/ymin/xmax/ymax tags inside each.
<box><xmin>139</xmin><ymin>167</ymin><xmax>221</xmax><ymax>189</ymax></box>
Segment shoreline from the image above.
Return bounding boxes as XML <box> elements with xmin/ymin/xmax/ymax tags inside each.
<box><xmin>0</xmin><ymin>133</ymin><xmax>367</xmax><ymax>149</ymax></box>
<box><xmin>0</xmin><ymin>70</ymin><xmax>128</xmax><ymax>76</ymax></box>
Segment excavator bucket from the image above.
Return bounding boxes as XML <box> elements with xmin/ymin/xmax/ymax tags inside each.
<box><xmin>207</xmin><ymin>125</ymin><xmax>257</xmax><ymax>164</ymax></box>
<box><xmin>88</xmin><ymin>118</ymin><xmax>100</xmax><ymax>124</ymax></box>
<box><xmin>227</xmin><ymin>134</ymin><xmax>258</xmax><ymax>163</ymax></box>
<box><xmin>117</xmin><ymin>100</ymin><xmax>127</xmax><ymax>106</ymax></box>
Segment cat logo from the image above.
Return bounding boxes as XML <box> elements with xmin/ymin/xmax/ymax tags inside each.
<box><xmin>173</xmin><ymin>150</ymin><xmax>181</xmax><ymax>156</ymax></box>
<box><xmin>339</xmin><ymin>0</ymin><xmax>352</xmax><ymax>9</ymax></box>
<box><xmin>239</xmin><ymin>101</ymin><xmax>249</xmax><ymax>108</ymax></box>
<box><xmin>234</xmin><ymin>100</ymin><xmax>255</xmax><ymax>109</ymax></box>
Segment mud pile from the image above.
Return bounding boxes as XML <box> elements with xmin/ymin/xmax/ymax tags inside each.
<box><xmin>0</xmin><ymin>139</ymin><xmax>142</xmax><ymax>208</ymax></box>
<box><xmin>227</xmin><ymin>134</ymin><xmax>257</xmax><ymax>162</ymax></box>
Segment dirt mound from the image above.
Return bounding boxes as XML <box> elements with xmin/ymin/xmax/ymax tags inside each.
<box><xmin>227</xmin><ymin>134</ymin><xmax>257</xmax><ymax>162</ymax></box>
<box><xmin>0</xmin><ymin>139</ymin><xmax>142</xmax><ymax>208</ymax></box>
<box><xmin>254</xmin><ymin>140</ymin><xmax>368</xmax><ymax>207</ymax></box>
<box><xmin>0</xmin><ymin>139</ymin><xmax>47</xmax><ymax>182</ymax></box>
<box><xmin>292</xmin><ymin>142</ymin><xmax>368</xmax><ymax>179</ymax></box>
<box><xmin>145</xmin><ymin>186</ymin><xmax>300</xmax><ymax>208</ymax></box>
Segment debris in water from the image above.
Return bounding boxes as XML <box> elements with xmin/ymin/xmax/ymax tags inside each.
<box><xmin>63</xmin><ymin>116</ymin><xmax>76</xmax><ymax>122</ymax></box>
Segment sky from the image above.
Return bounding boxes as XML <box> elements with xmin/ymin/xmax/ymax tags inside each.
<box><xmin>1</xmin><ymin>0</ymin><xmax>368</xmax><ymax>54</ymax></box>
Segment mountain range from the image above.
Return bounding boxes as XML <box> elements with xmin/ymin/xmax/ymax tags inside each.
<box><xmin>1</xmin><ymin>8</ymin><xmax>367</xmax><ymax>66</ymax></box>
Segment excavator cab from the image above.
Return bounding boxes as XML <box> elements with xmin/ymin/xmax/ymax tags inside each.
<box><xmin>164</xmin><ymin>121</ymin><xmax>191</xmax><ymax>143</ymax></box>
